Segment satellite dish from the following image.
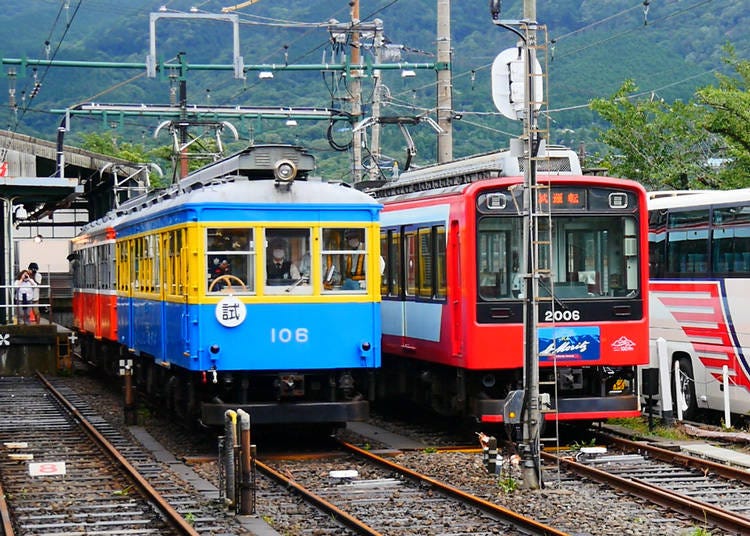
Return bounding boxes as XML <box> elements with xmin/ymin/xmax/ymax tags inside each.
<box><xmin>491</xmin><ymin>47</ymin><xmax>543</xmax><ymax>121</ymax></box>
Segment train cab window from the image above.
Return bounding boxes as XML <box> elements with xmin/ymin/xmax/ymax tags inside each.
<box><xmin>322</xmin><ymin>227</ymin><xmax>367</xmax><ymax>294</ymax></box>
<box><xmin>477</xmin><ymin>217</ymin><xmax>522</xmax><ymax>299</ymax></box>
<box><xmin>206</xmin><ymin>228</ymin><xmax>255</xmax><ymax>295</ymax></box>
<box><xmin>265</xmin><ymin>228</ymin><xmax>312</xmax><ymax>295</ymax></box>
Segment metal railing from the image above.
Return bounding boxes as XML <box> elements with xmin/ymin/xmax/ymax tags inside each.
<box><xmin>0</xmin><ymin>284</ymin><xmax>52</xmax><ymax>325</ymax></box>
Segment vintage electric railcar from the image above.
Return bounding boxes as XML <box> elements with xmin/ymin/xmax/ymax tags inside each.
<box><xmin>71</xmin><ymin>145</ymin><xmax>382</xmax><ymax>426</ymax></box>
<box><xmin>370</xmin><ymin>146</ymin><xmax>649</xmax><ymax>424</ymax></box>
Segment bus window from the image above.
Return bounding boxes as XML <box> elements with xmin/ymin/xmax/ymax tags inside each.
<box><xmin>667</xmin><ymin>210</ymin><xmax>708</xmax><ymax>275</ymax></box>
<box><xmin>712</xmin><ymin>205</ymin><xmax>750</xmax><ymax>276</ymax></box>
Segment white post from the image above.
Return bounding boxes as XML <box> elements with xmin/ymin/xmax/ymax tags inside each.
<box><xmin>656</xmin><ymin>337</ymin><xmax>673</xmax><ymax>421</ymax></box>
<box><xmin>722</xmin><ymin>365</ymin><xmax>731</xmax><ymax>429</ymax></box>
<box><xmin>674</xmin><ymin>360</ymin><xmax>684</xmax><ymax>421</ymax></box>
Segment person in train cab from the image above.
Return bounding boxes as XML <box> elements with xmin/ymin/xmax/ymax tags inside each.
<box><xmin>266</xmin><ymin>237</ymin><xmax>300</xmax><ymax>285</ymax></box>
<box><xmin>341</xmin><ymin>229</ymin><xmax>365</xmax><ymax>290</ymax></box>
<box><xmin>209</xmin><ymin>258</ymin><xmax>231</xmax><ymax>290</ymax></box>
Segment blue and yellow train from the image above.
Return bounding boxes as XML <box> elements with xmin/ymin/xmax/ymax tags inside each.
<box><xmin>71</xmin><ymin>145</ymin><xmax>382</xmax><ymax>426</ymax></box>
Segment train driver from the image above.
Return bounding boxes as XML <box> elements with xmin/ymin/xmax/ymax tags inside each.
<box><xmin>341</xmin><ymin>229</ymin><xmax>365</xmax><ymax>290</ymax></box>
<box><xmin>266</xmin><ymin>237</ymin><xmax>300</xmax><ymax>285</ymax></box>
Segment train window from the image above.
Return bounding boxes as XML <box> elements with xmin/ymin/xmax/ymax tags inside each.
<box><xmin>405</xmin><ymin>231</ymin><xmax>417</xmax><ymax>296</ymax></box>
<box><xmin>264</xmin><ymin>228</ymin><xmax>312</xmax><ymax>294</ymax></box>
<box><xmin>98</xmin><ymin>244</ymin><xmax>112</xmax><ymax>290</ymax></box>
<box><xmin>164</xmin><ymin>229</ymin><xmax>187</xmax><ymax>297</ymax></box>
<box><xmin>321</xmin><ymin>227</ymin><xmax>367</xmax><ymax>293</ymax></box>
<box><xmin>417</xmin><ymin>228</ymin><xmax>433</xmax><ymax>298</ymax></box>
<box><xmin>116</xmin><ymin>240</ymin><xmax>130</xmax><ymax>293</ymax></box>
<box><xmin>380</xmin><ymin>232</ymin><xmax>389</xmax><ymax>295</ymax></box>
<box><xmin>207</xmin><ymin>228</ymin><xmax>255</xmax><ymax>295</ymax></box>
<box><xmin>435</xmin><ymin>226</ymin><xmax>446</xmax><ymax>299</ymax></box>
<box><xmin>558</xmin><ymin>216</ymin><xmax>639</xmax><ymax>297</ymax></box>
<box><xmin>477</xmin><ymin>217</ymin><xmax>521</xmax><ymax>299</ymax></box>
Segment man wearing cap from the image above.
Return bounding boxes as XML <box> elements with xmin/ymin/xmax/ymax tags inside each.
<box><xmin>27</xmin><ymin>262</ymin><xmax>42</xmax><ymax>323</ymax></box>
<box><xmin>266</xmin><ymin>237</ymin><xmax>300</xmax><ymax>285</ymax></box>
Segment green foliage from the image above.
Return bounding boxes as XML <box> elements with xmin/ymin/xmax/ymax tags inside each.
<box><xmin>590</xmin><ymin>80</ymin><xmax>723</xmax><ymax>190</ymax></box>
<box><xmin>591</xmin><ymin>49</ymin><xmax>750</xmax><ymax>190</ymax></box>
<box><xmin>497</xmin><ymin>475</ymin><xmax>518</xmax><ymax>493</ymax></box>
<box><xmin>4</xmin><ymin>1</ymin><xmax>750</xmax><ymax>183</ymax></box>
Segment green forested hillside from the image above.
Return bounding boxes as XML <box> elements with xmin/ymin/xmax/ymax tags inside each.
<box><xmin>2</xmin><ymin>0</ymin><xmax>746</xmax><ymax>176</ymax></box>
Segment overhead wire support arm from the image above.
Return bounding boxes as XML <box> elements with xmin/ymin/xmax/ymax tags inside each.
<box><xmin>147</xmin><ymin>12</ymin><xmax>244</xmax><ymax>79</ymax></box>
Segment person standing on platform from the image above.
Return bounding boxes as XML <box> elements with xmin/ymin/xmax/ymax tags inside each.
<box><xmin>14</xmin><ymin>269</ymin><xmax>36</xmax><ymax>324</ymax></box>
<box><xmin>27</xmin><ymin>262</ymin><xmax>42</xmax><ymax>323</ymax></box>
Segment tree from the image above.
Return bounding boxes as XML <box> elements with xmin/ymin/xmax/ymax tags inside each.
<box><xmin>695</xmin><ymin>47</ymin><xmax>750</xmax><ymax>188</ymax></box>
<box><xmin>589</xmin><ymin>80</ymin><xmax>722</xmax><ymax>191</ymax></box>
<box><xmin>79</xmin><ymin>132</ymin><xmax>169</xmax><ymax>188</ymax></box>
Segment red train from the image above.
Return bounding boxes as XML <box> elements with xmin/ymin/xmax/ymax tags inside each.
<box><xmin>370</xmin><ymin>146</ymin><xmax>649</xmax><ymax>425</ymax></box>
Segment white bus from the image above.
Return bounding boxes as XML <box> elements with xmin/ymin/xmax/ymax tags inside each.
<box><xmin>647</xmin><ymin>189</ymin><xmax>750</xmax><ymax>421</ymax></box>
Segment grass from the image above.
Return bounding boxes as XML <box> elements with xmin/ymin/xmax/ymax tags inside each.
<box><xmin>606</xmin><ymin>417</ymin><xmax>693</xmax><ymax>441</ymax></box>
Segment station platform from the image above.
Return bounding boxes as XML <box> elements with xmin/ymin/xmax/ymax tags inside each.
<box><xmin>0</xmin><ymin>318</ymin><xmax>73</xmax><ymax>375</ymax></box>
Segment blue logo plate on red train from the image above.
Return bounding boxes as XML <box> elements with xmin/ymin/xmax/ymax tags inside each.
<box><xmin>538</xmin><ymin>326</ymin><xmax>600</xmax><ymax>362</ymax></box>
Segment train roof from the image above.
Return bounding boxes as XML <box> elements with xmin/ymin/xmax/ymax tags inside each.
<box><xmin>648</xmin><ymin>188</ymin><xmax>750</xmax><ymax>210</ymax></box>
<box><xmin>78</xmin><ymin>144</ymin><xmax>380</xmax><ymax>234</ymax></box>
<box><xmin>366</xmin><ymin>145</ymin><xmax>583</xmax><ymax>201</ymax></box>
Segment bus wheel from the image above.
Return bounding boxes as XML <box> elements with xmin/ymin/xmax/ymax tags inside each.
<box><xmin>674</xmin><ymin>358</ymin><xmax>698</xmax><ymax>420</ymax></box>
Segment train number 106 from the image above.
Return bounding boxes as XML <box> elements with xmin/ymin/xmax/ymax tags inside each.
<box><xmin>270</xmin><ymin>327</ymin><xmax>309</xmax><ymax>343</ymax></box>
<box><xmin>543</xmin><ymin>309</ymin><xmax>581</xmax><ymax>322</ymax></box>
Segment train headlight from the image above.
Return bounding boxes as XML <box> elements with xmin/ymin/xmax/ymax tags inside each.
<box><xmin>274</xmin><ymin>159</ymin><xmax>297</xmax><ymax>183</ymax></box>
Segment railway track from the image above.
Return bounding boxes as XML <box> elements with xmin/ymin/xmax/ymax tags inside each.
<box><xmin>0</xmin><ymin>374</ymin><xmax>227</xmax><ymax>535</ymax></box>
<box><xmin>544</xmin><ymin>434</ymin><xmax>750</xmax><ymax>534</ymax></box>
<box><xmin>258</xmin><ymin>440</ymin><xmax>569</xmax><ymax>536</ymax></box>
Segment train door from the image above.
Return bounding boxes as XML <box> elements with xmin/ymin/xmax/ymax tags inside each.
<box><xmin>380</xmin><ymin>227</ymin><xmax>405</xmax><ymax>350</ymax></box>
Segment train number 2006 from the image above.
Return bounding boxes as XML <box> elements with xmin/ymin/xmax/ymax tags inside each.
<box><xmin>270</xmin><ymin>328</ymin><xmax>309</xmax><ymax>343</ymax></box>
<box><xmin>543</xmin><ymin>309</ymin><xmax>581</xmax><ymax>322</ymax></box>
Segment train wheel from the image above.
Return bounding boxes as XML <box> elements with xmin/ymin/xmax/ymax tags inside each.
<box><xmin>674</xmin><ymin>357</ymin><xmax>698</xmax><ymax>420</ymax></box>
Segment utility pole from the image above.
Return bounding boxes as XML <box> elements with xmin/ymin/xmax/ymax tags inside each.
<box><xmin>490</xmin><ymin>0</ymin><xmax>544</xmax><ymax>490</ymax></box>
<box><xmin>350</xmin><ymin>0</ymin><xmax>364</xmax><ymax>183</ymax></box>
<box><xmin>435</xmin><ymin>0</ymin><xmax>453</xmax><ymax>163</ymax></box>
<box><xmin>368</xmin><ymin>21</ymin><xmax>384</xmax><ymax>182</ymax></box>
<box><xmin>520</xmin><ymin>0</ymin><xmax>543</xmax><ymax>491</ymax></box>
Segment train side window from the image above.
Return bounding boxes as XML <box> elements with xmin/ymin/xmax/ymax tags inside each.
<box><xmin>380</xmin><ymin>231</ymin><xmax>389</xmax><ymax>295</ymax></box>
<box><xmin>384</xmin><ymin>230</ymin><xmax>402</xmax><ymax>297</ymax></box>
<box><xmin>207</xmin><ymin>227</ymin><xmax>255</xmax><ymax>294</ymax></box>
<box><xmin>435</xmin><ymin>226</ymin><xmax>446</xmax><ymax>299</ymax></box>
<box><xmin>405</xmin><ymin>230</ymin><xmax>417</xmax><ymax>297</ymax></box>
<box><xmin>165</xmin><ymin>229</ymin><xmax>187</xmax><ymax>297</ymax></box>
<box><xmin>116</xmin><ymin>240</ymin><xmax>130</xmax><ymax>293</ymax></box>
<box><xmin>320</xmin><ymin>227</ymin><xmax>367</xmax><ymax>293</ymax></box>
<box><xmin>417</xmin><ymin>228</ymin><xmax>433</xmax><ymax>298</ymax></box>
